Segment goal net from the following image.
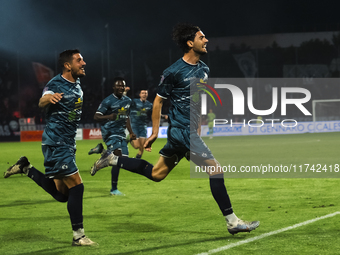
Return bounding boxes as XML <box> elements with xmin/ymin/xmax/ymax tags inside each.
<box><xmin>312</xmin><ymin>99</ymin><xmax>340</xmax><ymax>122</ymax></box>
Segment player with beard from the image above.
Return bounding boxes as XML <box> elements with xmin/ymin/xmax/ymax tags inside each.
<box><xmin>90</xmin><ymin>24</ymin><xmax>260</xmax><ymax>235</ymax></box>
<box><xmin>4</xmin><ymin>49</ymin><xmax>97</xmax><ymax>246</ymax></box>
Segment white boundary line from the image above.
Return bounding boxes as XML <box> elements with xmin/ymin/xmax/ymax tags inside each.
<box><xmin>196</xmin><ymin>211</ymin><xmax>340</xmax><ymax>255</ymax></box>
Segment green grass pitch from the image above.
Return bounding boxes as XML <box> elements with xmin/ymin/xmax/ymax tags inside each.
<box><xmin>1</xmin><ymin>132</ymin><xmax>340</xmax><ymax>254</ymax></box>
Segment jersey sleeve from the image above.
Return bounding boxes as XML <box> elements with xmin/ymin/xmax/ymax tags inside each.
<box><xmin>96</xmin><ymin>99</ymin><xmax>109</xmax><ymax>115</ymax></box>
<box><xmin>42</xmin><ymin>82</ymin><xmax>57</xmax><ymax>96</ymax></box>
<box><xmin>206</xmin><ymin>66</ymin><xmax>210</xmax><ymax>76</ymax></box>
<box><xmin>157</xmin><ymin>72</ymin><xmax>174</xmax><ymax>99</ymax></box>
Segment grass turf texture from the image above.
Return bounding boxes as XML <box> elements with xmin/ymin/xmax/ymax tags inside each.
<box><xmin>0</xmin><ymin>132</ymin><xmax>339</xmax><ymax>254</ymax></box>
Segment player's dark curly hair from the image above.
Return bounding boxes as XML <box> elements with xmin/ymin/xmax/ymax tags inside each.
<box><xmin>172</xmin><ymin>23</ymin><xmax>200</xmax><ymax>53</ymax></box>
<box><xmin>59</xmin><ymin>49</ymin><xmax>81</xmax><ymax>70</ymax></box>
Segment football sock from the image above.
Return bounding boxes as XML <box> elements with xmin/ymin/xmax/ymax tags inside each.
<box><xmin>27</xmin><ymin>166</ymin><xmax>68</xmax><ymax>202</ymax></box>
<box><xmin>225</xmin><ymin>213</ymin><xmax>238</xmax><ymax>225</ymax></box>
<box><xmin>117</xmin><ymin>157</ymin><xmax>154</xmax><ymax>181</ymax></box>
<box><xmin>73</xmin><ymin>228</ymin><xmax>85</xmax><ymax>240</ymax></box>
<box><xmin>67</xmin><ymin>183</ymin><xmax>84</xmax><ymax>231</ymax></box>
<box><xmin>111</xmin><ymin>165</ymin><xmax>120</xmax><ymax>190</ymax></box>
<box><xmin>136</xmin><ymin>154</ymin><xmax>142</xmax><ymax>159</ymax></box>
<box><xmin>209</xmin><ymin>174</ymin><xmax>233</xmax><ymax>216</ymax></box>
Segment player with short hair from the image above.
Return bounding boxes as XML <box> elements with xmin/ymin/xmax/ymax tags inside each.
<box><xmin>88</xmin><ymin>77</ymin><xmax>136</xmax><ymax>196</ymax></box>
<box><xmin>129</xmin><ymin>89</ymin><xmax>153</xmax><ymax>158</ymax></box>
<box><xmin>4</xmin><ymin>49</ymin><xmax>97</xmax><ymax>246</ymax></box>
<box><xmin>90</xmin><ymin>23</ymin><xmax>260</xmax><ymax>235</ymax></box>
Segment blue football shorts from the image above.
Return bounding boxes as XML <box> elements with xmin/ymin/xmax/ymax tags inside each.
<box><xmin>159</xmin><ymin>126</ymin><xmax>214</xmax><ymax>164</ymax></box>
<box><xmin>105</xmin><ymin>135</ymin><xmax>129</xmax><ymax>156</ymax></box>
<box><xmin>42</xmin><ymin>144</ymin><xmax>78</xmax><ymax>178</ymax></box>
<box><xmin>131</xmin><ymin>122</ymin><xmax>147</xmax><ymax>138</ymax></box>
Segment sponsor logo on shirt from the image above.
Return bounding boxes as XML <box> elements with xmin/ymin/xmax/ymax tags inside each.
<box><xmin>117</xmin><ymin>107</ymin><xmax>128</xmax><ymax>119</ymax></box>
<box><xmin>75</xmin><ymin>97</ymin><xmax>83</xmax><ymax>110</ymax></box>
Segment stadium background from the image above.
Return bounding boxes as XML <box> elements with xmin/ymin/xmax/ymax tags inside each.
<box><xmin>1</xmin><ymin>0</ymin><xmax>340</xmax><ymax>139</ymax></box>
<box><xmin>2</xmin><ymin>1</ymin><xmax>340</xmax><ymax>254</ymax></box>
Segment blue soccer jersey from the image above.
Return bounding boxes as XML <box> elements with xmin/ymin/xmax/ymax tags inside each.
<box><xmin>130</xmin><ymin>98</ymin><xmax>152</xmax><ymax>126</ymax></box>
<box><xmin>41</xmin><ymin>74</ymin><xmax>83</xmax><ymax>147</ymax></box>
<box><xmin>157</xmin><ymin>58</ymin><xmax>209</xmax><ymax>131</ymax></box>
<box><xmin>96</xmin><ymin>94</ymin><xmax>132</xmax><ymax>141</ymax></box>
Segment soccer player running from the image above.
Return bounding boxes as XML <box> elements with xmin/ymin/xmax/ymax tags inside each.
<box><xmin>90</xmin><ymin>23</ymin><xmax>260</xmax><ymax>235</ymax></box>
<box><xmin>88</xmin><ymin>77</ymin><xmax>136</xmax><ymax>196</ymax></box>
<box><xmin>129</xmin><ymin>89</ymin><xmax>153</xmax><ymax>159</ymax></box>
<box><xmin>4</xmin><ymin>49</ymin><xmax>97</xmax><ymax>246</ymax></box>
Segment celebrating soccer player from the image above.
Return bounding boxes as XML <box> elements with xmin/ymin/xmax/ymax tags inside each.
<box><xmin>88</xmin><ymin>77</ymin><xmax>136</xmax><ymax>196</ymax></box>
<box><xmin>4</xmin><ymin>49</ymin><xmax>97</xmax><ymax>246</ymax></box>
<box><xmin>129</xmin><ymin>89</ymin><xmax>153</xmax><ymax>159</ymax></box>
<box><xmin>90</xmin><ymin>23</ymin><xmax>260</xmax><ymax>235</ymax></box>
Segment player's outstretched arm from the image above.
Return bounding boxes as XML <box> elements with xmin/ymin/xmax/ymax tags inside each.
<box><xmin>144</xmin><ymin>95</ymin><xmax>163</xmax><ymax>152</ymax></box>
<box><xmin>38</xmin><ymin>93</ymin><xmax>64</xmax><ymax>108</ymax></box>
<box><xmin>93</xmin><ymin>112</ymin><xmax>117</xmax><ymax>122</ymax></box>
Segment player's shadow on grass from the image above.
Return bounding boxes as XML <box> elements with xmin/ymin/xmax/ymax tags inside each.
<box><xmin>103</xmin><ymin>220</ymin><xmax>252</xmax><ymax>237</ymax></box>
<box><xmin>0</xmin><ymin>193</ymin><xmax>113</xmax><ymax>208</ymax></box>
<box><xmin>84</xmin><ymin>189</ymin><xmax>119</xmax><ymax>196</ymax></box>
<box><xmin>15</xmin><ymin>249</ymin><xmax>78</xmax><ymax>255</ymax></box>
<box><xmin>0</xmin><ymin>199</ymin><xmax>58</xmax><ymax>208</ymax></box>
<box><xmin>0</xmin><ymin>230</ymin><xmax>73</xmax><ymax>255</ymax></box>
<box><xmin>6</xmin><ymin>246</ymin><xmax>75</xmax><ymax>255</ymax></box>
<box><xmin>99</xmin><ymin>219</ymin><xmax>250</xmax><ymax>254</ymax></box>
<box><xmin>105</xmin><ymin>235</ymin><xmax>238</xmax><ymax>255</ymax></box>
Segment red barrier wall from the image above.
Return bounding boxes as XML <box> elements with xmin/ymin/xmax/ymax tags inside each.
<box><xmin>83</xmin><ymin>128</ymin><xmax>102</xmax><ymax>140</ymax></box>
<box><xmin>20</xmin><ymin>130</ymin><xmax>44</xmax><ymax>142</ymax></box>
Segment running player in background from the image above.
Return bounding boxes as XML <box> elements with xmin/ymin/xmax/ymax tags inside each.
<box><xmin>90</xmin><ymin>23</ymin><xmax>260</xmax><ymax>235</ymax></box>
<box><xmin>4</xmin><ymin>49</ymin><xmax>97</xmax><ymax>246</ymax></box>
<box><xmin>88</xmin><ymin>77</ymin><xmax>136</xmax><ymax>196</ymax></box>
<box><xmin>129</xmin><ymin>89</ymin><xmax>153</xmax><ymax>159</ymax></box>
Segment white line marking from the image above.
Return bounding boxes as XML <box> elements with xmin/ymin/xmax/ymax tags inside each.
<box><xmin>196</xmin><ymin>211</ymin><xmax>340</xmax><ymax>255</ymax></box>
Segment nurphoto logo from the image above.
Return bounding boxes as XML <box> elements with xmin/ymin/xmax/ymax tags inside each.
<box><xmin>198</xmin><ymin>78</ymin><xmax>312</xmax><ymax>128</ymax></box>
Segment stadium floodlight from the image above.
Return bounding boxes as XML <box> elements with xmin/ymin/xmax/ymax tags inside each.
<box><xmin>312</xmin><ymin>99</ymin><xmax>340</xmax><ymax>122</ymax></box>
